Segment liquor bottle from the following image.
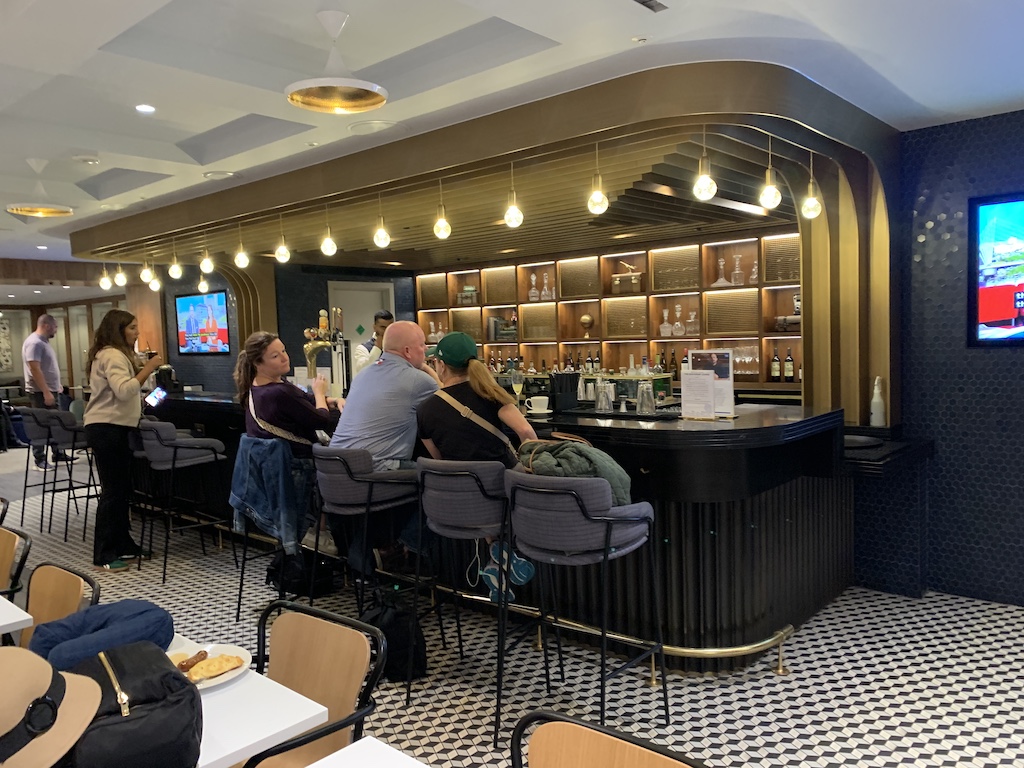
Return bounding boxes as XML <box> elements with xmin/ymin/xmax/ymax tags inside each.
<box><xmin>627</xmin><ymin>354</ymin><xmax>637</xmax><ymax>376</ymax></box>
<box><xmin>527</xmin><ymin>360</ymin><xmax>537</xmax><ymax>374</ymax></box>
<box><xmin>585</xmin><ymin>349</ymin><xmax>594</xmax><ymax>373</ymax></box>
<box><xmin>652</xmin><ymin>354</ymin><xmax>664</xmax><ymax>374</ymax></box>
<box><xmin>668</xmin><ymin>349</ymin><xmax>678</xmax><ymax>378</ymax></box>
<box><xmin>506</xmin><ymin>354</ymin><xmax>514</xmax><ymax>372</ymax></box>
<box><xmin>564</xmin><ymin>353</ymin><xmax>574</xmax><ymax>372</ymax></box>
<box><xmin>576</xmin><ymin>351</ymin><xmax>583</xmax><ymax>371</ymax></box>
<box><xmin>659</xmin><ymin>308</ymin><xmax>673</xmax><ymax>338</ymax></box>
<box><xmin>518</xmin><ymin>356</ymin><xmax>525</xmax><ymax>373</ymax></box>
<box><xmin>541</xmin><ymin>359</ymin><xmax>548</xmax><ymax>374</ymax></box>
<box><xmin>489</xmin><ymin>352</ymin><xmax>496</xmax><ymax>372</ymax></box>
<box><xmin>641</xmin><ymin>355</ymin><xmax>649</xmax><ymax>375</ymax></box>
<box><xmin>798</xmin><ymin>363</ymin><xmax>803</xmax><ymax>383</ymax></box>
<box><xmin>681</xmin><ymin>348</ymin><xmax>690</xmax><ymax>372</ymax></box>
<box><xmin>770</xmin><ymin>345</ymin><xmax>782</xmax><ymax>382</ymax></box>
<box><xmin>783</xmin><ymin>348</ymin><xmax>795</xmax><ymax>382</ymax></box>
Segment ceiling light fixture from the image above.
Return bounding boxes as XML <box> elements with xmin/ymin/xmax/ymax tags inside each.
<box><xmin>588</xmin><ymin>143</ymin><xmax>609</xmax><ymax>215</ymax></box>
<box><xmin>504</xmin><ymin>162</ymin><xmax>523</xmax><ymax>228</ymax></box>
<box><xmin>321</xmin><ymin>206</ymin><xmax>337</xmax><ymax>256</ymax></box>
<box><xmin>203</xmin><ymin>171</ymin><xmax>235</xmax><ymax>180</ymax></box>
<box><xmin>433</xmin><ymin>180</ymin><xmax>451</xmax><ymax>240</ymax></box>
<box><xmin>234</xmin><ymin>224</ymin><xmax>249</xmax><ymax>268</ymax></box>
<box><xmin>286</xmin><ymin>10</ymin><xmax>388</xmax><ymax>115</ymax></box>
<box><xmin>98</xmin><ymin>265</ymin><xmax>112</xmax><ymax>291</ymax></box>
<box><xmin>168</xmin><ymin>239</ymin><xmax>183</xmax><ymax>279</ymax></box>
<box><xmin>139</xmin><ymin>261</ymin><xmax>154</xmax><ymax>283</ymax></box>
<box><xmin>693</xmin><ymin>125</ymin><xmax>718</xmax><ymax>202</ymax></box>
<box><xmin>199</xmin><ymin>249</ymin><xmax>215</xmax><ymax>274</ymax></box>
<box><xmin>197</xmin><ymin>277</ymin><xmax>209</xmax><ymax>293</ymax></box>
<box><xmin>759</xmin><ymin>135</ymin><xmax>783</xmax><ymax>210</ymax></box>
<box><xmin>135</xmin><ymin>104</ymin><xmax>156</xmax><ymax>114</ymax></box>
<box><xmin>35</xmin><ymin>245</ymin><xmax>47</xmax><ymax>250</ymax></box>
<box><xmin>802</xmin><ymin>152</ymin><xmax>823</xmax><ymax>220</ymax></box>
<box><xmin>275</xmin><ymin>216</ymin><xmax>291</xmax><ymax>263</ymax></box>
<box><xmin>373</xmin><ymin>194</ymin><xmax>390</xmax><ymax>248</ymax></box>
<box><xmin>113</xmin><ymin>263</ymin><xmax>128</xmax><ymax>287</ymax></box>
<box><xmin>6</xmin><ymin>203</ymin><xmax>73</xmax><ymax>218</ymax></box>
<box><xmin>149</xmin><ymin>272</ymin><xmax>162</xmax><ymax>292</ymax></box>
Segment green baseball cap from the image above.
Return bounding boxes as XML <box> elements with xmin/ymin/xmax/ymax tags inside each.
<box><xmin>434</xmin><ymin>332</ymin><xmax>478</xmax><ymax>367</ymax></box>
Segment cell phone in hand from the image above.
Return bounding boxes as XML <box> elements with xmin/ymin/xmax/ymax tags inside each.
<box><xmin>144</xmin><ymin>387</ymin><xmax>168</xmax><ymax>407</ymax></box>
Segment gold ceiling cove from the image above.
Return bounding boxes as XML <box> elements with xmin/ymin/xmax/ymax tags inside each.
<box><xmin>286</xmin><ymin>10</ymin><xmax>387</xmax><ymax>115</ymax></box>
<box><xmin>6</xmin><ymin>203</ymin><xmax>73</xmax><ymax>217</ymax></box>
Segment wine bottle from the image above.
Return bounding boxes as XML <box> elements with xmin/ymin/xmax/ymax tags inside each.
<box><xmin>541</xmin><ymin>359</ymin><xmax>548</xmax><ymax>374</ymax></box>
<box><xmin>594</xmin><ymin>348</ymin><xmax>601</xmax><ymax>372</ymax></box>
<box><xmin>652</xmin><ymin>354</ymin><xmax>664</xmax><ymax>374</ymax></box>
<box><xmin>585</xmin><ymin>349</ymin><xmax>594</xmax><ymax>373</ymax></box>
<box><xmin>681</xmin><ymin>348</ymin><xmax>690</xmax><ymax>372</ymax></box>
<box><xmin>770</xmin><ymin>345</ymin><xmax>782</xmax><ymax>382</ymax></box>
<box><xmin>669</xmin><ymin>349</ymin><xmax>678</xmax><ymax>378</ymax></box>
<box><xmin>784</xmin><ymin>348</ymin><xmax>795</xmax><ymax>382</ymax></box>
<box><xmin>565</xmin><ymin>353</ymin><xmax>574</xmax><ymax>372</ymax></box>
<box><xmin>576</xmin><ymin>351</ymin><xmax>583</xmax><ymax>371</ymax></box>
<box><xmin>489</xmin><ymin>352</ymin><xmax>496</xmax><ymax>372</ymax></box>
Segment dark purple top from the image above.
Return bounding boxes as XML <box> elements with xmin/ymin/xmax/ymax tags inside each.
<box><xmin>245</xmin><ymin>381</ymin><xmax>335</xmax><ymax>457</ymax></box>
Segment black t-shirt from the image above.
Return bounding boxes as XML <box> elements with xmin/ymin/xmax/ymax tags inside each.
<box><xmin>416</xmin><ymin>382</ymin><xmax>518</xmax><ymax>468</ymax></box>
<box><xmin>246</xmin><ymin>381</ymin><xmax>337</xmax><ymax>457</ymax></box>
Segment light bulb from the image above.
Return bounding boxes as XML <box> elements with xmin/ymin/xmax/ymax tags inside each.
<box><xmin>321</xmin><ymin>228</ymin><xmax>337</xmax><ymax>256</ymax></box>
<box><xmin>759</xmin><ymin>168</ymin><xmax>782</xmax><ymax>209</ymax></box>
<box><xmin>801</xmin><ymin>180</ymin><xmax>822</xmax><ymax>219</ymax></box>
<box><xmin>588</xmin><ymin>173</ymin><xmax>608</xmax><ymax>214</ymax></box>
<box><xmin>149</xmin><ymin>277</ymin><xmax>161</xmax><ymax>292</ymax></box>
<box><xmin>113</xmin><ymin>266</ymin><xmax>127</xmax><ymax>287</ymax></box>
<box><xmin>139</xmin><ymin>263</ymin><xmax>153</xmax><ymax>283</ymax></box>
<box><xmin>234</xmin><ymin>248</ymin><xmax>249</xmax><ymax>268</ymax></box>
<box><xmin>99</xmin><ymin>271</ymin><xmax>112</xmax><ymax>291</ymax></box>
<box><xmin>275</xmin><ymin>242</ymin><xmax>291</xmax><ymax>263</ymax></box>
<box><xmin>433</xmin><ymin>204</ymin><xmax>451</xmax><ymax>239</ymax></box>
<box><xmin>504</xmin><ymin>190</ymin><xmax>523</xmax><ymax>228</ymax></box>
<box><xmin>197</xmin><ymin>278</ymin><xmax>209</xmax><ymax>293</ymax></box>
<box><xmin>200</xmin><ymin>253</ymin><xmax>214</xmax><ymax>273</ymax></box>
<box><xmin>693</xmin><ymin>153</ymin><xmax>717</xmax><ymax>201</ymax></box>
<box><xmin>168</xmin><ymin>260</ymin><xmax>183</xmax><ymax>279</ymax></box>
<box><xmin>373</xmin><ymin>215</ymin><xmax>390</xmax><ymax>248</ymax></box>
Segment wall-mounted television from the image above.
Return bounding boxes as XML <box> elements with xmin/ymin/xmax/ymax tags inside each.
<box><xmin>968</xmin><ymin>192</ymin><xmax>1024</xmax><ymax>347</ymax></box>
<box><xmin>175</xmin><ymin>291</ymin><xmax>230</xmax><ymax>354</ymax></box>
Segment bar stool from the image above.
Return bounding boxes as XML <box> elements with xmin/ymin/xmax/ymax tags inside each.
<box><xmin>43</xmin><ymin>410</ymin><xmax>98</xmax><ymax>542</ymax></box>
<box><xmin>15</xmin><ymin>408</ymin><xmax>87</xmax><ymax>535</ymax></box>
<box><xmin>503</xmin><ymin>471</ymin><xmax>670</xmax><ymax>728</ymax></box>
<box><xmin>312</xmin><ymin>444</ymin><xmax>419</xmax><ymax>613</ymax></box>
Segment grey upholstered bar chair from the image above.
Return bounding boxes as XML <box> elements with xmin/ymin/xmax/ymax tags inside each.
<box><xmin>137</xmin><ymin>420</ymin><xmax>229</xmax><ymax>582</ymax></box>
<box><xmin>43</xmin><ymin>410</ymin><xmax>98</xmax><ymax>542</ymax></box>
<box><xmin>312</xmin><ymin>444</ymin><xmax>419</xmax><ymax>612</ymax></box>
<box><xmin>504</xmin><ymin>471</ymin><xmax>670</xmax><ymax>728</ymax></box>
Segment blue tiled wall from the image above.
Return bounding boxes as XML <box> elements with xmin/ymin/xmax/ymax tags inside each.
<box><xmin>901</xmin><ymin>110</ymin><xmax>1024</xmax><ymax>605</ymax></box>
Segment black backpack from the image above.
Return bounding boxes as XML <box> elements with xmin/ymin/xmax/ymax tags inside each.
<box><xmin>359</xmin><ymin>592</ymin><xmax>427</xmax><ymax>682</ymax></box>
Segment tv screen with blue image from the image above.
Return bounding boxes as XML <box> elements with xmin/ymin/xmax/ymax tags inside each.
<box><xmin>175</xmin><ymin>291</ymin><xmax>230</xmax><ymax>354</ymax></box>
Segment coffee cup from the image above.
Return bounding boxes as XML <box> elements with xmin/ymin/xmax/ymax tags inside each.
<box><xmin>525</xmin><ymin>396</ymin><xmax>549</xmax><ymax>412</ymax></box>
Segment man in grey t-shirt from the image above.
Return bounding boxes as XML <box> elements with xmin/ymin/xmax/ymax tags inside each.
<box><xmin>22</xmin><ymin>314</ymin><xmax>74</xmax><ymax>469</ymax></box>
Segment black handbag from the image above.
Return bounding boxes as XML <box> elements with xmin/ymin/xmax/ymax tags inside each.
<box><xmin>66</xmin><ymin>640</ymin><xmax>203</xmax><ymax>768</ymax></box>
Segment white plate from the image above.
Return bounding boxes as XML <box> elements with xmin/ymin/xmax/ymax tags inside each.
<box><xmin>527</xmin><ymin>409</ymin><xmax>553</xmax><ymax>415</ymax></box>
<box><xmin>167</xmin><ymin>639</ymin><xmax>253</xmax><ymax>690</ymax></box>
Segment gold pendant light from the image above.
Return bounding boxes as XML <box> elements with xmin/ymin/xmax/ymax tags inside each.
<box><xmin>693</xmin><ymin>125</ymin><xmax>718</xmax><ymax>202</ymax></box>
<box><xmin>587</xmin><ymin>144</ymin><xmax>609</xmax><ymax>215</ymax></box>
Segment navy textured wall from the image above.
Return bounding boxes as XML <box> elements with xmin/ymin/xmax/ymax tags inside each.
<box><xmin>901</xmin><ymin>110</ymin><xmax>1024</xmax><ymax>605</ymax></box>
<box><xmin>161</xmin><ymin>267</ymin><xmax>238</xmax><ymax>393</ymax></box>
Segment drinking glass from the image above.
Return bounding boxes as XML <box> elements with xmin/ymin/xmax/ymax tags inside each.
<box><xmin>510</xmin><ymin>369</ymin><xmax>525</xmax><ymax>409</ymax></box>
<box><xmin>636</xmin><ymin>381</ymin><xmax>656</xmax><ymax>415</ymax></box>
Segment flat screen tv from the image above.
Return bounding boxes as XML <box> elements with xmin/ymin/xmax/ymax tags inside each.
<box><xmin>969</xmin><ymin>192</ymin><xmax>1024</xmax><ymax>346</ymax></box>
<box><xmin>174</xmin><ymin>291</ymin><xmax>230</xmax><ymax>354</ymax></box>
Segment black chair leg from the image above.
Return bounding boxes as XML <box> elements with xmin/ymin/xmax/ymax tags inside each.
<box><xmin>647</xmin><ymin>535</ymin><xmax>671</xmax><ymax>726</ymax></box>
<box><xmin>235</xmin><ymin>522</ymin><xmax>250</xmax><ymax>622</ymax></box>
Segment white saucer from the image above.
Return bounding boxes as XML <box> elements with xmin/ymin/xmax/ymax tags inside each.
<box><xmin>527</xmin><ymin>409</ymin><xmax>553</xmax><ymax>415</ymax></box>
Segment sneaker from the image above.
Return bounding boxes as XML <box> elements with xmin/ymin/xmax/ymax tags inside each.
<box><xmin>93</xmin><ymin>560</ymin><xmax>130</xmax><ymax>573</ymax></box>
<box><xmin>119</xmin><ymin>548</ymin><xmax>153</xmax><ymax>561</ymax></box>
<box><xmin>490</xmin><ymin>541</ymin><xmax>535</xmax><ymax>586</ymax></box>
<box><xmin>480</xmin><ymin>562</ymin><xmax>515</xmax><ymax>604</ymax></box>
<box><xmin>53</xmin><ymin>452</ymin><xmax>80</xmax><ymax>463</ymax></box>
<box><xmin>301</xmin><ymin>528</ymin><xmax>339</xmax><ymax>557</ymax></box>
<box><xmin>33</xmin><ymin>461</ymin><xmax>54</xmax><ymax>472</ymax></box>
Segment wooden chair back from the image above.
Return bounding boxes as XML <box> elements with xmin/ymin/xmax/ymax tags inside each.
<box><xmin>263</xmin><ymin>611</ymin><xmax>372</xmax><ymax>767</ymax></box>
<box><xmin>0</xmin><ymin>527</ymin><xmax>17</xmax><ymax>592</ymax></box>
<box><xmin>20</xmin><ymin>563</ymin><xmax>93</xmax><ymax>648</ymax></box>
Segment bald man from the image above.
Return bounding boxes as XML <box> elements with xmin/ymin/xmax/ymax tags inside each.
<box><xmin>23</xmin><ymin>313</ymin><xmax>75</xmax><ymax>469</ymax></box>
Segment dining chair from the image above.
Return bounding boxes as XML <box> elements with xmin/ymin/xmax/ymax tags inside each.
<box><xmin>242</xmin><ymin>600</ymin><xmax>387</xmax><ymax>768</ymax></box>
<box><xmin>19</xmin><ymin>561</ymin><xmax>100</xmax><ymax>649</ymax></box>
<box><xmin>0</xmin><ymin>523</ymin><xmax>32</xmax><ymax>600</ymax></box>
<box><xmin>511</xmin><ymin>710</ymin><xmax>709</xmax><ymax>768</ymax></box>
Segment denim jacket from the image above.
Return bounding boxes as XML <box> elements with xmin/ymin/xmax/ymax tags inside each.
<box><xmin>231</xmin><ymin>435</ymin><xmax>307</xmax><ymax>555</ymax></box>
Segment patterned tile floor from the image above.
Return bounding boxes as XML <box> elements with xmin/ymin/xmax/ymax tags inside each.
<box><xmin>5</xmin><ymin>485</ymin><xmax>1024</xmax><ymax>767</ymax></box>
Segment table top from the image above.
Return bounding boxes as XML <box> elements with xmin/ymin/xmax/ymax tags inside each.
<box><xmin>0</xmin><ymin>598</ymin><xmax>33</xmax><ymax>634</ymax></box>
<box><xmin>307</xmin><ymin>737</ymin><xmax>428</xmax><ymax>767</ymax></box>
<box><xmin>167</xmin><ymin>635</ymin><xmax>328</xmax><ymax>768</ymax></box>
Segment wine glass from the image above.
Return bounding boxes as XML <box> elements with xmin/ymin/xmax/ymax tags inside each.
<box><xmin>510</xmin><ymin>369</ymin><xmax>525</xmax><ymax>410</ymax></box>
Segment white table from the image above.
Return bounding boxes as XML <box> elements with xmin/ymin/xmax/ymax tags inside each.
<box><xmin>307</xmin><ymin>737</ymin><xmax>429</xmax><ymax>767</ymax></box>
<box><xmin>0</xmin><ymin>599</ymin><xmax>33</xmax><ymax>634</ymax></box>
<box><xmin>168</xmin><ymin>636</ymin><xmax>328</xmax><ymax>768</ymax></box>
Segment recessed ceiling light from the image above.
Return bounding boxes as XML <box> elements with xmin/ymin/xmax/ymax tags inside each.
<box><xmin>203</xmin><ymin>171</ymin><xmax>235</xmax><ymax>180</ymax></box>
<box><xmin>611</xmin><ymin>233</ymin><xmax>638</xmax><ymax>239</ymax></box>
<box><xmin>348</xmin><ymin>120</ymin><xmax>398</xmax><ymax>136</ymax></box>
<box><xmin>72</xmin><ymin>155</ymin><xmax>100</xmax><ymax>165</ymax></box>
<box><xmin>135</xmin><ymin>104</ymin><xmax>156</xmax><ymax>114</ymax></box>
<box><xmin>382</xmin><ymin>261</ymin><xmax>403</xmax><ymax>266</ymax></box>
<box><xmin>306</xmin><ymin>141</ymin><xmax>320</xmax><ymax>148</ymax></box>
<box><xmin>33</xmin><ymin>290</ymin><xmax>41</xmax><ymax>294</ymax></box>
<box><xmin>498</xmin><ymin>248</ymin><xmax>519</xmax><ymax>254</ymax></box>
<box><xmin>62</xmin><ymin>285</ymin><xmax>70</xmax><ymax>289</ymax></box>
<box><xmin>36</xmin><ymin>245</ymin><xmax>47</xmax><ymax>250</ymax></box>
<box><xmin>7</xmin><ymin>294</ymin><xmax>14</xmax><ymax>298</ymax></box>
<box><xmin>631</xmin><ymin>36</ymin><xmax>648</xmax><ymax>44</ymax></box>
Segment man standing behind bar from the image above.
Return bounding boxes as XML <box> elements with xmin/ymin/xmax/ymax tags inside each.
<box><xmin>351</xmin><ymin>309</ymin><xmax>394</xmax><ymax>378</ymax></box>
<box><xmin>22</xmin><ymin>314</ymin><xmax>75</xmax><ymax>470</ymax></box>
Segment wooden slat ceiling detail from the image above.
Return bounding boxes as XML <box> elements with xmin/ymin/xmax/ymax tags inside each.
<box><xmin>83</xmin><ymin>127</ymin><xmax>801</xmax><ymax>272</ymax></box>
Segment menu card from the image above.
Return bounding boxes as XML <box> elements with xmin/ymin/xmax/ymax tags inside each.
<box><xmin>679</xmin><ymin>370</ymin><xmax>716</xmax><ymax>420</ymax></box>
<box><xmin>687</xmin><ymin>349</ymin><xmax>736</xmax><ymax>418</ymax></box>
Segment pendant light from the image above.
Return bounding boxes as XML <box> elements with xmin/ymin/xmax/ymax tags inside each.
<box><xmin>433</xmin><ymin>180</ymin><xmax>451</xmax><ymax>239</ymax></box>
<box><xmin>139</xmin><ymin>261</ymin><xmax>154</xmax><ymax>283</ymax></box>
<box><xmin>801</xmin><ymin>152</ymin><xmax>822</xmax><ymax>219</ymax></box>
<box><xmin>199</xmin><ymin>249</ymin><xmax>215</xmax><ymax>274</ymax></box>
<box><xmin>98</xmin><ymin>264</ymin><xmax>112</xmax><ymax>291</ymax></box>
<box><xmin>587</xmin><ymin>144</ymin><xmax>609</xmax><ymax>215</ymax></box>
<box><xmin>759</xmin><ymin>136</ymin><xmax>783</xmax><ymax>210</ymax></box>
<box><xmin>168</xmin><ymin>238</ymin><xmax>183</xmax><ymax>278</ymax></box>
<box><xmin>372</xmin><ymin>195</ymin><xmax>390</xmax><ymax>248</ymax></box>
<box><xmin>504</xmin><ymin>162</ymin><xmax>523</xmax><ymax>228</ymax></box>
<box><xmin>197</xmin><ymin>276</ymin><xmax>209</xmax><ymax>293</ymax></box>
<box><xmin>321</xmin><ymin>206</ymin><xmax>337</xmax><ymax>255</ymax></box>
<box><xmin>234</xmin><ymin>223</ymin><xmax>249</xmax><ymax>268</ymax></box>
<box><xmin>148</xmin><ymin>266</ymin><xmax>162</xmax><ymax>292</ymax></box>
<box><xmin>275</xmin><ymin>216</ymin><xmax>291</xmax><ymax>262</ymax></box>
<box><xmin>692</xmin><ymin>126</ymin><xmax>718</xmax><ymax>201</ymax></box>
<box><xmin>113</xmin><ymin>263</ymin><xmax>127</xmax><ymax>287</ymax></box>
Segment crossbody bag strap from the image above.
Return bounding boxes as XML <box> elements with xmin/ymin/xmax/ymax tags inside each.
<box><xmin>248</xmin><ymin>390</ymin><xmax>312</xmax><ymax>445</ymax></box>
<box><xmin>434</xmin><ymin>389</ymin><xmax>514</xmax><ymax>449</ymax></box>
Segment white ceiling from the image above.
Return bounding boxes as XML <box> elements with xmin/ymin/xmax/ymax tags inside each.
<box><xmin>0</xmin><ymin>0</ymin><xmax>1019</xmax><ymax>268</ymax></box>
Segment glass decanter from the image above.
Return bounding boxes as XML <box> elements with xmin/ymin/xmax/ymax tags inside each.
<box><xmin>685</xmin><ymin>310</ymin><xmax>700</xmax><ymax>336</ymax></box>
<box><xmin>427</xmin><ymin>321</ymin><xmax>438</xmax><ymax>343</ymax></box>
<box><xmin>528</xmin><ymin>273</ymin><xmax>540</xmax><ymax>302</ymax></box>
<box><xmin>711</xmin><ymin>256</ymin><xmax>732</xmax><ymax>287</ymax></box>
<box><xmin>540</xmin><ymin>272</ymin><xmax>552</xmax><ymax>301</ymax></box>
<box><xmin>659</xmin><ymin>308</ymin><xmax>673</xmax><ymax>337</ymax></box>
<box><xmin>749</xmin><ymin>259</ymin><xmax>759</xmax><ymax>283</ymax></box>
<box><xmin>731</xmin><ymin>254</ymin><xmax>745</xmax><ymax>286</ymax></box>
<box><xmin>671</xmin><ymin>304</ymin><xmax>685</xmax><ymax>336</ymax></box>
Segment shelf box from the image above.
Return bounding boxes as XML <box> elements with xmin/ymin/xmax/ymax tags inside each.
<box><xmin>651</xmin><ymin>245</ymin><xmax>700</xmax><ymax>291</ymax></box>
<box><xmin>558</xmin><ymin>256</ymin><xmax>600</xmax><ymax>299</ymax></box>
<box><xmin>602</xmin><ymin>296</ymin><xmax>648</xmax><ymax>339</ymax></box>
<box><xmin>519</xmin><ymin>303</ymin><xmax>557</xmax><ymax>342</ymax></box>
<box><xmin>449</xmin><ymin>307</ymin><xmax>483</xmax><ymax>342</ymax></box>
<box><xmin>763</xmin><ymin>233</ymin><xmax>801</xmax><ymax>284</ymax></box>
<box><xmin>704</xmin><ymin>290</ymin><xmax>759</xmax><ymax>336</ymax></box>
<box><xmin>481</xmin><ymin>266</ymin><xmax>517</xmax><ymax>304</ymax></box>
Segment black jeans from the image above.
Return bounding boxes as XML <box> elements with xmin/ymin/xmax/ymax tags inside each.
<box><xmin>86</xmin><ymin>423</ymin><xmax>137</xmax><ymax>565</ymax></box>
<box><xmin>28</xmin><ymin>392</ymin><xmax>57</xmax><ymax>464</ymax></box>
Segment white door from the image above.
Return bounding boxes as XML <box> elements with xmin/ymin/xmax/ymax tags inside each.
<box><xmin>326</xmin><ymin>281</ymin><xmax>395</xmax><ymax>393</ymax></box>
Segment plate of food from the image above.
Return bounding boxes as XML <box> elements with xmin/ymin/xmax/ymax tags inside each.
<box><xmin>167</xmin><ymin>641</ymin><xmax>252</xmax><ymax>690</ymax></box>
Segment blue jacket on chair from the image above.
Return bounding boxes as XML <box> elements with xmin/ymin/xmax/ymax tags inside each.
<box><xmin>230</xmin><ymin>435</ymin><xmax>300</xmax><ymax>554</ymax></box>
